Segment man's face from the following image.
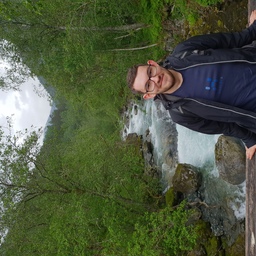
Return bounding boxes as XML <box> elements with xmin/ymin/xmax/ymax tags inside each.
<box><xmin>132</xmin><ymin>60</ymin><xmax>175</xmax><ymax>99</ymax></box>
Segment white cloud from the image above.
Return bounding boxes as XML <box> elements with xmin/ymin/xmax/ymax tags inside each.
<box><xmin>0</xmin><ymin>76</ymin><xmax>52</xmax><ymax>134</ymax></box>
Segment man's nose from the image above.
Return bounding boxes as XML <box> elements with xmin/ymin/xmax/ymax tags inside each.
<box><xmin>150</xmin><ymin>75</ymin><xmax>160</xmax><ymax>86</ymax></box>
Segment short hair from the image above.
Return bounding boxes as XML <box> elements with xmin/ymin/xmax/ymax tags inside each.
<box><xmin>126</xmin><ymin>64</ymin><xmax>145</xmax><ymax>94</ymax></box>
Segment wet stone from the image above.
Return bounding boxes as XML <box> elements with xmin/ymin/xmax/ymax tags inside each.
<box><xmin>215</xmin><ymin>135</ymin><xmax>245</xmax><ymax>185</ymax></box>
<box><xmin>172</xmin><ymin>163</ymin><xmax>201</xmax><ymax>194</ymax></box>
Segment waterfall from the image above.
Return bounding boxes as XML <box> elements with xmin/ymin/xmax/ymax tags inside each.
<box><xmin>176</xmin><ymin>125</ymin><xmax>246</xmax><ymax>221</ymax></box>
<box><xmin>123</xmin><ymin>100</ymin><xmax>246</xmax><ymax>224</ymax></box>
<box><xmin>176</xmin><ymin>125</ymin><xmax>218</xmax><ymax>173</ymax></box>
<box><xmin>123</xmin><ymin>99</ymin><xmax>178</xmax><ymax>183</ymax></box>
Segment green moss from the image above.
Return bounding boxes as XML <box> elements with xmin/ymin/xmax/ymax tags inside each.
<box><xmin>193</xmin><ymin>220</ymin><xmax>220</xmax><ymax>255</ymax></box>
<box><xmin>165</xmin><ymin>187</ymin><xmax>176</xmax><ymax>206</ymax></box>
<box><xmin>205</xmin><ymin>236</ymin><xmax>219</xmax><ymax>254</ymax></box>
<box><xmin>223</xmin><ymin>233</ymin><xmax>245</xmax><ymax>256</ymax></box>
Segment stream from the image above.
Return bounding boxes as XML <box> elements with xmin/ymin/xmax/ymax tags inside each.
<box><xmin>123</xmin><ymin>99</ymin><xmax>245</xmax><ymax>242</ymax></box>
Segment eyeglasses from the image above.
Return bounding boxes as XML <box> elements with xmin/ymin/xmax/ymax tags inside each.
<box><xmin>145</xmin><ymin>64</ymin><xmax>158</xmax><ymax>93</ymax></box>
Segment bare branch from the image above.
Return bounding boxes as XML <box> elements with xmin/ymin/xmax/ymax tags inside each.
<box><xmin>108</xmin><ymin>43</ymin><xmax>158</xmax><ymax>51</ymax></box>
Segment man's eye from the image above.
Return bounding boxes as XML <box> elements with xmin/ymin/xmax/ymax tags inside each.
<box><xmin>148</xmin><ymin>68</ymin><xmax>153</xmax><ymax>77</ymax></box>
<box><xmin>149</xmin><ymin>66</ymin><xmax>156</xmax><ymax>77</ymax></box>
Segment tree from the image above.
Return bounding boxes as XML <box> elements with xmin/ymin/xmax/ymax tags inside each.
<box><xmin>0</xmin><ymin>0</ymin><xmax>168</xmax><ymax>254</ymax></box>
<box><xmin>0</xmin><ymin>40</ymin><xmax>32</xmax><ymax>91</ymax></box>
<box><xmin>0</xmin><ymin>115</ymin><xmax>161</xmax><ymax>254</ymax></box>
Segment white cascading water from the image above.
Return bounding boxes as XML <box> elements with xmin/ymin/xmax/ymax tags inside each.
<box><xmin>177</xmin><ymin>125</ymin><xmax>218</xmax><ymax>173</ymax></box>
<box><xmin>123</xmin><ymin>99</ymin><xmax>176</xmax><ymax>180</ymax></box>
<box><xmin>123</xmin><ymin>99</ymin><xmax>246</xmax><ymax>220</ymax></box>
<box><xmin>176</xmin><ymin>124</ymin><xmax>246</xmax><ymax>220</ymax></box>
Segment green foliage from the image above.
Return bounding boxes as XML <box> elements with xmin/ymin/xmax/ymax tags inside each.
<box><xmin>139</xmin><ymin>0</ymin><xmax>164</xmax><ymax>42</ymax></box>
<box><xmin>0</xmin><ymin>0</ymin><xmax>234</xmax><ymax>254</ymax></box>
<box><xmin>195</xmin><ymin>0</ymin><xmax>223</xmax><ymax>7</ymax></box>
<box><xmin>0</xmin><ymin>112</ymin><xmax>160</xmax><ymax>255</ymax></box>
<box><xmin>0</xmin><ymin>0</ymin><xmax>165</xmax><ymax>78</ymax></box>
<box><xmin>165</xmin><ymin>0</ymin><xmax>222</xmax><ymax>28</ymax></box>
<box><xmin>128</xmin><ymin>201</ymin><xmax>198</xmax><ymax>256</ymax></box>
<box><xmin>165</xmin><ymin>187</ymin><xmax>177</xmax><ymax>206</ymax></box>
<box><xmin>0</xmin><ymin>118</ymin><xmax>42</xmax><ymax>209</ymax></box>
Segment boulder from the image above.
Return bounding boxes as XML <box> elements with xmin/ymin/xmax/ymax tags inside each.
<box><xmin>172</xmin><ymin>163</ymin><xmax>201</xmax><ymax>194</ymax></box>
<box><xmin>143</xmin><ymin>129</ymin><xmax>154</xmax><ymax>166</ymax></box>
<box><xmin>125</xmin><ymin>133</ymin><xmax>142</xmax><ymax>144</ymax></box>
<box><xmin>188</xmin><ymin>220</ymin><xmax>220</xmax><ymax>255</ymax></box>
<box><xmin>223</xmin><ymin>232</ymin><xmax>245</xmax><ymax>256</ymax></box>
<box><xmin>215</xmin><ymin>136</ymin><xmax>245</xmax><ymax>185</ymax></box>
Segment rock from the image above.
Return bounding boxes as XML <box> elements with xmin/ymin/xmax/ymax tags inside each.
<box><xmin>215</xmin><ymin>135</ymin><xmax>245</xmax><ymax>185</ymax></box>
<box><xmin>172</xmin><ymin>163</ymin><xmax>201</xmax><ymax>194</ymax></box>
<box><xmin>154</xmin><ymin>101</ymin><xmax>179</xmax><ymax>171</ymax></box>
<box><xmin>198</xmin><ymin>176</ymin><xmax>245</xmax><ymax>243</ymax></box>
<box><xmin>223</xmin><ymin>232</ymin><xmax>245</xmax><ymax>256</ymax></box>
<box><xmin>186</xmin><ymin>207</ymin><xmax>202</xmax><ymax>225</ymax></box>
<box><xmin>165</xmin><ymin>187</ymin><xmax>177</xmax><ymax>206</ymax></box>
<box><xmin>134</xmin><ymin>104</ymin><xmax>138</xmax><ymax>115</ymax></box>
<box><xmin>189</xmin><ymin>220</ymin><xmax>222</xmax><ymax>256</ymax></box>
<box><xmin>187</xmin><ymin>245</ymin><xmax>206</xmax><ymax>256</ymax></box>
<box><xmin>162</xmin><ymin>19</ymin><xmax>187</xmax><ymax>51</ymax></box>
<box><xmin>142</xmin><ymin>139</ymin><xmax>154</xmax><ymax>166</ymax></box>
<box><xmin>143</xmin><ymin>130</ymin><xmax>156</xmax><ymax>175</ymax></box>
<box><xmin>125</xmin><ymin>133</ymin><xmax>142</xmax><ymax>144</ymax></box>
<box><xmin>141</xmin><ymin>130</ymin><xmax>160</xmax><ymax>179</ymax></box>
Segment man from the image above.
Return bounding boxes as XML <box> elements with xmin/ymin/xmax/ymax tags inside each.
<box><xmin>127</xmin><ymin>10</ymin><xmax>256</xmax><ymax>160</ymax></box>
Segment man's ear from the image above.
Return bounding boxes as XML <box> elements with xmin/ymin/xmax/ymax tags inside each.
<box><xmin>143</xmin><ymin>93</ymin><xmax>156</xmax><ymax>100</ymax></box>
<box><xmin>147</xmin><ymin>60</ymin><xmax>159</xmax><ymax>66</ymax></box>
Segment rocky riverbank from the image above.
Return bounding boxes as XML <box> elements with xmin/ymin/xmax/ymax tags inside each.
<box><xmin>124</xmin><ymin>100</ymin><xmax>246</xmax><ymax>255</ymax></box>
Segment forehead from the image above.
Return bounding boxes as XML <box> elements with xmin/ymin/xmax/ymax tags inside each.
<box><xmin>133</xmin><ymin>65</ymin><xmax>148</xmax><ymax>92</ymax></box>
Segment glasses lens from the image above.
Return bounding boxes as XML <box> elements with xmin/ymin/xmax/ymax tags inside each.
<box><xmin>145</xmin><ymin>80</ymin><xmax>155</xmax><ymax>92</ymax></box>
<box><xmin>150</xmin><ymin>66</ymin><xmax>157</xmax><ymax>78</ymax></box>
<box><xmin>145</xmin><ymin>65</ymin><xmax>157</xmax><ymax>92</ymax></box>
<box><xmin>148</xmin><ymin>65</ymin><xmax>157</xmax><ymax>78</ymax></box>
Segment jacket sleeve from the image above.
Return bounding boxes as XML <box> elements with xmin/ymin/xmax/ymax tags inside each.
<box><xmin>172</xmin><ymin>20</ymin><xmax>256</xmax><ymax>54</ymax></box>
<box><xmin>170</xmin><ymin>110</ymin><xmax>256</xmax><ymax>148</ymax></box>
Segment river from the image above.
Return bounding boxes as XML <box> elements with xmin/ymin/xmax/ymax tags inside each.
<box><xmin>123</xmin><ymin>99</ymin><xmax>245</xmax><ymax>239</ymax></box>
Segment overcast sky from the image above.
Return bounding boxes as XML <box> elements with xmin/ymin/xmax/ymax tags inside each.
<box><xmin>0</xmin><ymin>46</ymin><xmax>52</xmax><ymax>147</ymax></box>
<box><xmin>0</xmin><ymin>75</ymin><xmax>52</xmax><ymax>136</ymax></box>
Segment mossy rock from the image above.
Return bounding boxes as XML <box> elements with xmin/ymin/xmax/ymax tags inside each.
<box><xmin>189</xmin><ymin>220</ymin><xmax>222</xmax><ymax>255</ymax></box>
<box><xmin>125</xmin><ymin>133</ymin><xmax>143</xmax><ymax>157</ymax></box>
<box><xmin>164</xmin><ymin>186</ymin><xmax>184</xmax><ymax>207</ymax></box>
<box><xmin>222</xmin><ymin>232</ymin><xmax>245</xmax><ymax>256</ymax></box>
<box><xmin>172</xmin><ymin>163</ymin><xmax>201</xmax><ymax>194</ymax></box>
<box><xmin>195</xmin><ymin>220</ymin><xmax>214</xmax><ymax>243</ymax></box>
<box><xmin>186</xmin><ymin>208</ymin><xmax>202</xmax><ymax>227</ymax></box>
<box><xmin>215</xmin><ymin>135</ymin><xmax>245</xmax><ymax>185</ymax></box>
<box><xmin>165</xmin><ymin>187</ymin><xmax>176</xmax><ymax>206</ymax></box>
<box><xmin>204</xmin><ymin>236</ymin><xmax>220</xmax><ymax>255</ymax></box>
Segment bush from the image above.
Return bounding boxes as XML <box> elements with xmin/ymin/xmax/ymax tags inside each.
<box><xmin>128</xmin><ymin>201</ymin><xmax>198</xmax><ymax>256</ymax></box>
<box><xmin>195</xmin><ymin>0</ymin><xmax>223</xmax><ymax>7</ymax></box>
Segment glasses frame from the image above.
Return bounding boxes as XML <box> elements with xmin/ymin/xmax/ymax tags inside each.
<box><xmin>145</xmin><ymin>64</ymin><xmax>158</xmax><ymax>93</ymax></box>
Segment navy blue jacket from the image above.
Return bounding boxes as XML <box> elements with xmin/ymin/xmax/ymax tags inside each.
<box><xmin>156</xmin><ymin>21</ymin><xmax>256</xmax><ymax>147</ymax></box>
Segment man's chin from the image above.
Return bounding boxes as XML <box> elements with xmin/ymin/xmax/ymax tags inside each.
<box><xmin>162</xmin><ymin>86</ymin><xmax>173</xmax><ymax>94</ymax></box>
